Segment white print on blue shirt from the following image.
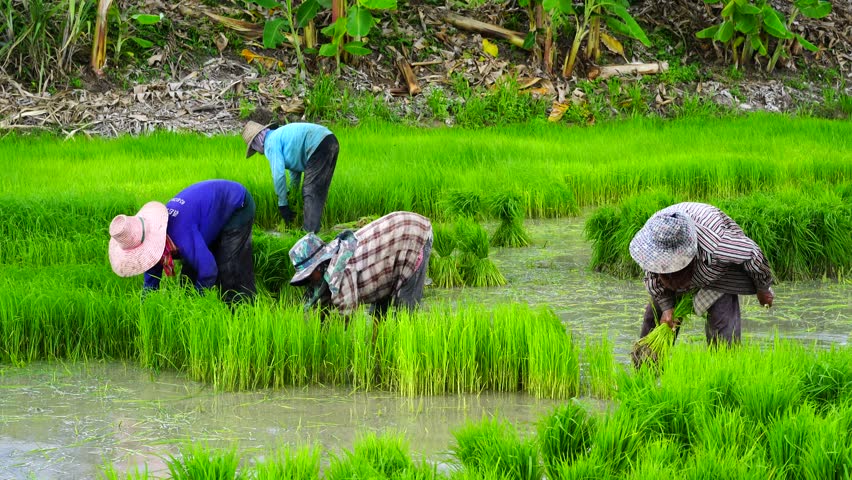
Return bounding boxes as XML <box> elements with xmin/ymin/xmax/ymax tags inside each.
<box><xmin>167</xmin><ymin>208</ymin><xmax>180</xmax><ymax>217</ymax></box>
<box><xmin>170</xmin><ymin>197</ymin><xmax>186</xmax><ymax>205</ymax></box>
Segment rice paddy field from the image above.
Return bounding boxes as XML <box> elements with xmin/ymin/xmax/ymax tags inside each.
<box><xmin>1</xmin><ymin>115</ymin><xmax>851</xmax><ymax>478</ymax></box>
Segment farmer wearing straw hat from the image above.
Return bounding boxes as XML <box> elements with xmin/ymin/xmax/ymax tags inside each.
<box><xmin>242</xmin><ymin>121</ymin><xmax>338</xmax><ymax>233</ymax></box>
<box><xmin>289</xmin><ymin>211</ymin><xmax>433</xmax><ymax>317</ymax></box>
<box><xmin>629</xmin><ymin>202</ymin><xmax>775</xmax><ymax>346</ymax></box>
<box><xmin>108</xmin><ymin>179</ymin><xmax>257</xmax><ymax>305</ymax></box>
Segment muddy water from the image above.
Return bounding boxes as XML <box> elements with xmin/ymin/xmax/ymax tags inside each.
<box><xmin>434</xmin><ymin>217</ymin><xmax>851</xmax><ymax>355</ymax></box>
<box><xmin>1</xmin><ymin>218</ymin><xmax>849</xmax><ymax>479</ymax></box>
<box><xmin>0</xmin><ymin>363</ymin><xmax>562</xmax><ymax>479</ymax></box>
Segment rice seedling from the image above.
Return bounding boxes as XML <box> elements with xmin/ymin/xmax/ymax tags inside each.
<box><xmin>766</xmin><ymin>405</ymin><xmax>818</xmax><ymax>479</ymax></box>
<box><xmin>538</xmin><ymin>402</ymin><xmax>596</xmax><ymax>478</ymax></box>
<box><xmin>251</xmin><ymin>445</ymin><xmax>322</xmax><ymax>480</ymax></box>
<box><xmin>525</xmin><ymin>308</ymin><xmax>580</xmax><ymax>398</ymax></box>
<box><xmin>584</xmin><ymin>331</ymin><xmax>615</xmax><ymax>398</ymax></box>
<box><xmin>443</xmin><ymin>190</ymin><xmax>484</xmax><ymax>219</ymax></box>
<box><xmin>451</xmin><ymin>417</ymin><xmax>541</xmax><ymax>480</ymax></box>
<box><xmin>428</xmin><ymin>224</ymin><xmax>464</xmax><ymax>288</ymax></box>
<box><xmin>165</xmin><ymin>443</ymin><xmax>242</xmax><ymax>480</ymax></box>
<box><xmin>630</xmin><ymin>294</ymin><xmax>694</xmax><ymax>371</ymax></box>
<box><xmin>99</xmin><ymin>464</ymin><xmax>151</xmax><ymax>480</ymax></box>
<box><xmin>488</xmin><ymin>192</ymin><xmax>531</xmax><ymax>248</ymax></box>
<box><xmin>455</xmin><ymin>219</ymin><xmax>506</xmax><ymax>287</ymax></box>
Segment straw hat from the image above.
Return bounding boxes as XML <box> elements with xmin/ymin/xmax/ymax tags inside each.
<box><xmin>629</xmin><ymin>209</ymin><xmax>697</xmax><ymax>274</ymax></box>
<box><xmin>242</xmin><ymin>121</ymin><xmax>276</xmax><ymax>158</ymax></box>
<box><xmin>108</xmin><ymin>201</ymin><xmax>169</xmax><ymax>277</ymax></box>
<box><xmin>289</xmin><ymin>233</ymin><xmax>335</xmax><ymax>286</ymax></box>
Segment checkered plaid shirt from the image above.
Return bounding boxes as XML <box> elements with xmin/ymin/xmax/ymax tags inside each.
<box><xmin>325</xmin><ymin>211</ymin><xmax>432</xmax><ymax>314</ymax></box>
<box><xmin>644</xmin><ymin>203</ymin><xmax>774</xmax><ymax>315</ymax></box>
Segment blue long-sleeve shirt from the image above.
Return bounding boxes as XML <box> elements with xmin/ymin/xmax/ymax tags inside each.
<box><xmin>144</xmin><ymin>180</ymin><xmax>248</xmax><ymax>291</ymax></box>
<box><xmin>263</xmin><ymin>123</ymin><xmax>332</xmax><ymax>206</ymax></box>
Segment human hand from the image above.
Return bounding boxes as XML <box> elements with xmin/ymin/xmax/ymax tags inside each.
<box><xmin>278</xmin><ymin>205</ymin><xmax>295</xmax><ymax>225</ymax></box>
<box><xmin>660</xmin><ymin>308</ymin><xmax>680</xmax><ymax>329</ymax></box>
<box><xmin>757</xmin><ymin>289</ymin><xmax>774</xmax><ymax>308</ymax></box>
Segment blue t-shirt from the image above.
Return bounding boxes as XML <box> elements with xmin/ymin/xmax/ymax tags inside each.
<box><xmin>264</xmin><ymin>123</ymin><xmax>332</xmax><ymax>206</ymax></box>
<box><xmin>144</xmin><ymin>180</ymin><xmax>248</xmax><ymax>290</ymax></box>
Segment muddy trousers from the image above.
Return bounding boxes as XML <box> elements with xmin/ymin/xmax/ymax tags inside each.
<box><xmin>301</xmin><ymin>134</ymin><xmax>339</xmax><ymax>233</ymax></box>
<box><xmin>640</xmin><ymin>293</ymin><xmax>741</xmax><ymax>347</ymax></box>
<box><xmin>372</xmin><ymin>238</ymin><xmax>433</xmax><ymax>317</ymax></box>
<box><xmin>211</xmin><ymin>192</ymin><xmax>257</xmax><ymax>305</ymax></box>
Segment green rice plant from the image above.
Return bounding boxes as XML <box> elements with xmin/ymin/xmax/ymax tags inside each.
<box><xmin>428</xmin><ymin>225</ymin><xmax>463</xmax><ymax>288</ymax></box>
<box><xmin>584</xmin><ymin>331</ymin><xmax>615</xmax><ymax>398</ymax></box>
<box><xmin>538</xmin><ymin>402</ymin><xmax>596</xmax><ymax>478</ymax></box>
<box><xmin>99</xmin><ymin>464</ymin><xmax>150</xmax><ymax>480</ymax></box>
<box><xmin>799</xmin><ymin>348</ymin><xmax>852</xmax><ymax>410</ymax></box>
<box><xmin>252</xmin><ymin>232</ymin><xmax>300</xmax><ymax>296</ymax></box>
<box><xmin>490</xmin><ymin>218</ymin><xmax>532</xmax><ymax>249</ymax></box>
<box><xmin>800</xmin><ymin>402</ymin><xmax>852</xmax><ymax>480</ymax></box>
<box><xmin>326</xmin><ymin>432</ymin><xmax>432</xmax><ymax>480</ymax></box>
<box><xmin>766</xmin><ymin>405</ymin><xmax>819</xmax><ymax>479</ymax></box>
<box><xmin>691</xmin><ymin>407</ymin><xmax>758</xmax><ymax>458</ymax></box>
<box><xmin>526</xmin><ymin>308</ymin><xmax>580</xmax><ymax>398</ymax></box>
<box><xmin>251</xmin><ymin>444</ymin><xmax>321</xmax><ymax>480</ymax></box>
<box><xmin>683</xmin><ymin>446</ymin><xmax>769</xmax><ymax>480</ymax></box>
<box><xmin>631</xmin><ymin>294</ymin><xmax>694</xmax><ymax>371</ymax></box>
<box><xmin>554</xmin><ymin>455</ymin><xmax>608</xmax><ymax>480</ymax></box>
<box><xmin>451</xmin><ymin>417</ymin><xmax>541</xmax><ymax>480</ymax></box>
<box><xmin>455</xmin><ymin>219</ymin><xmax>506</xmax><ymax>287</ymax></box>
<box><xmin>166</xmin><ymin>443</ymin><xmax>242</xmax><ymax>480</ymax></box>
<box><xmin>444</xmin><ymin>190</ymin><xmax>483</xmax><ymax>219</ymax></box>
<box><xmin>586</xmin><ymin>412</ymin><xmax>643</xmax><ymax>475</ymax></box>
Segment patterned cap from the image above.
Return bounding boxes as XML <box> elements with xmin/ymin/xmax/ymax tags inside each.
<box><xmin>629</xmin><ymin>209</ymin><xmax>697</xmax><ymax>274</ymax></box>
<box><xmin>289</xmin><ymin>233</ymin><xmax>332</xmax><ymax>286</ymax></box>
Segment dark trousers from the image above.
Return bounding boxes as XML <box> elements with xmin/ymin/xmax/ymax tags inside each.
<box><xmin>372</xmin><ymin>238</ymin><xmax>433</xmax><ymax>317</ymax></box>
<box><xmin>212</xmin><ymin>192</ymin><xmax>257</xmax><ymax>305</ymax></box>
<box><xmin>640</xmin><ymin>293</ymin><xmax>741</xmax><ymax>346</ymax></box>
<box><xmin>302</xmin><ymin>134</ymin><xmax>339</xmax><ymax>233</ymax></box>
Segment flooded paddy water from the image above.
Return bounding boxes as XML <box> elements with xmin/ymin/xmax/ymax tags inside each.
<box><xmin>1</xmin><ymin>218</ymin><xmax>849</xmax><ymax>479</ymax></box>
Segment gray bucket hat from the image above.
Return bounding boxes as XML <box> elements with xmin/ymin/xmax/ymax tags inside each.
<box><xmin>289</xmin><ymin>233</ymin><xmax>334</xmax><ymax>286</ymax></box>
<box><xmin>629</xmin><ymin>209</ymin><xmax>697</xmax><ymax>274</ymax></box>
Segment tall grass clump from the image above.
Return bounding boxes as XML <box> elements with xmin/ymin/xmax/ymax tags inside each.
<box><xmin>252</xmin><ymin>232</ymin><xmax>300</xmax><ymax>296</ymax></box>
<box><xmin>428</xmin><ymin>224</ymin><xmax>463</xmax><ymax>288</ymax></box>
<box><xmin>584</xmin><ymin>331</ymin><xmax>615</xmax><ymax>398</ymax></box>
<box><xmin>452</xmin><ymin>417</ymin><xmax>541</xmax><ymax>480</ymax></box>
<box><xmin>538</xmin><ymin>402</ymin><xmax>596</xmax><ymax>478</ymax></box>
<box><xmin>165</xmin><ymin>443</ymin><xmax>242</xmax><ymax>480</ymax></box>
<box><xmin>455</xmin><ymin>219</ymin><xmax>506</xmax><ymax>287</ymax></box>
<box><xmin>252</xmin><ymin>445</ymin><xmax>322</xmax><ymax>480</ymax></box>
<box><xmin>326</xmin><ymin>432</ymin><xmax>427</xmax><ymax>480</ymax></box>
<box><xmin>488</xmin><ymin>192</ymin><xmax>532</xmax><ymax>248</ymax></box>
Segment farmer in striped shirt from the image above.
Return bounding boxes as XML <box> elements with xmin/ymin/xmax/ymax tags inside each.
<box><xmin>288</xmin><ymin>211</ymin><xmax>433</xmax><ymax>317</ymax></box>
<box><xmin>629</xmin><ymin>202</ymin><xmax>775</xmax><ymax>345</ymax></box>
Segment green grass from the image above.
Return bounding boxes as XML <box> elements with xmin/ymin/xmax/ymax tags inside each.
<box><xmin>2</xmin><ymin>116</ymin><xmax>850</xmax><ymax>236</ymax></box>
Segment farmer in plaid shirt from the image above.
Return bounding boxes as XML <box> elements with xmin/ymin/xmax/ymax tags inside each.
<box><xmin>289</xmin><ymin>211</ymin><xmax>433</xmax><ymax>317</ymax></box>
<box><xmin>629</xmin><ymin>202</ymin><xmax>775</xmax><ymax>346</ymax></box>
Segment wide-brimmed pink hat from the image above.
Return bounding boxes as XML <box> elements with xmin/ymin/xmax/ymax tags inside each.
<box><xmin>108</xmin><ymin>201</ymin><xmax>169</xmax><ymax>277</ymax></box>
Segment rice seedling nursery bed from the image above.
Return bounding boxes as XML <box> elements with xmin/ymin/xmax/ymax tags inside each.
<box><xmin>2</xmin><ymin>115</ymin><xmax>851</xmax><ymax>478</ymax></box>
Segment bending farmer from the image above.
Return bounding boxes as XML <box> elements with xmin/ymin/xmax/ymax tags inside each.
<box><xmin>289</xmin><ymin>211</ymin><xmax>433</xmax><ymax>317</ymax></box>
<box><xmin>242</xmin><ymin>121</ymin><xmax>339</xmax><ymax>233</ymax></box>
<box><xmin>108</xmin><ymin>179</ymin><xmax>256</xmax><ymax>305</ymax></box>
<box><xmin>629</xmin><ymin>202</ymin><xmax>774</xmax><ymax>346</ymax></box>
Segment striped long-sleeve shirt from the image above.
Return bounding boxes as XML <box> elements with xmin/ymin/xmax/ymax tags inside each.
<box><xmin>643</xmin><ymin>202</ymin><xmax>774</xmax><ymax>314</ymax></box>
<box><xmin>322</xmin><ymin>211</ymin><xmax>433</xmax><ymax>314</ymax></box>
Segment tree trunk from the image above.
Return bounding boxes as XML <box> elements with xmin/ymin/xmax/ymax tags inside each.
<box><xmin>90</xmin><ymin>0</ymin><xmax>113</xmax><ymax>76</ymax></box>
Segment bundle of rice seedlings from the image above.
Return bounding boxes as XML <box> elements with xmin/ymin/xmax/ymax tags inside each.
<box><xmin>631</xmin><ymin>294</ymin><xmax>694</xmax><ymax>370</ymax></box>
<box><xmin>456</xmin><ymin>219</ymin><xmax>506</xmax><ymax>287</ymax></box>
<box><xmin>489</xmin><ymin>192</ymin><xmax>531</xmax><ymax>248</ymax></box>
<box><xmin>444</xmin><ymin>190</ymin><xmax>483</xmax><ymax>219</ymax></box>
<box><xmin>428</xmin><ymin>224</ymin><xmax>463</xmax><ymax>288</ymax></box>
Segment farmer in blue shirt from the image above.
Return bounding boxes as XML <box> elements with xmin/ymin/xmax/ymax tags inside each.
<box><xmin>242</xmin><ymin>121</ymin><xmax>339</xmax><ymax>233</ymax></box>
<box><xmin>108</xmin><ymin>179</ymin><xmax>256</xmax><ymax>305</ymax></box>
